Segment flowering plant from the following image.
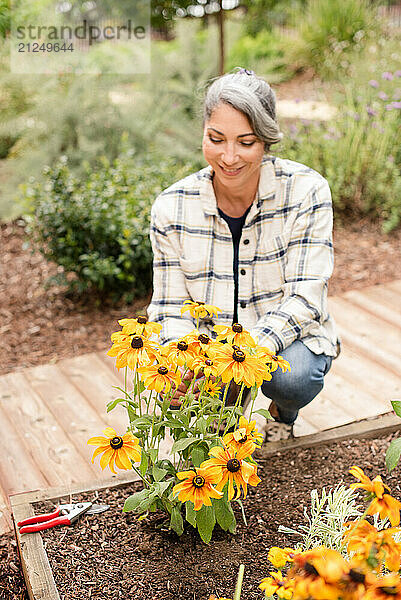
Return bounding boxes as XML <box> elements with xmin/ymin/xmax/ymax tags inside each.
<box><xmin>87</xmin><ymin>301</ymin><xmax>290</xmax><ymax>543</ymax></box>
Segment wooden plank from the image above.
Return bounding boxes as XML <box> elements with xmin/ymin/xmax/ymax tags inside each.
<box><xmin>3</xmin><ymin>372</ymin><xmax>95</xmax><ymax>487</ymax></box>
<box><xmin>0</xmin><ymin>482</ymin><xmax>11</xmax><ymax>535</ymax></box>
<box><xmin>23</xmin><ymin>363</ymin><xmax>126</xmax><ymax>480</ymax></box>
<box><xmin>11</xmin><ymin>502</ymin><xmax>60</xmax><ymax>600</ymax></box>
<box><xmin>358</xmin><ymin>284</ymin><xmax>401</xmax><ymax>312</ymax></box>
<box><xmin>329</xmin><ymin>346</ymin><xmax>400</xmax><ymax>405</ymax></box>
<box><xmin>58</xmin><ymin>353</ymin><xmax>129</xmax><ymax>433</ymax></box>
<box><xmin>298</xmin><ymin>389</ymin><xmax>357</xmax><ymax>431</ymax></box>
<box><xmin>329</xmin><ymin>297</ymin><xmax>401</xmax><ymax>376</ymax></box>
<box><xmin>343</xmin><ymin>289</ymin><xmax>401</xmax><ymax>329</ymax></box>
<box><xmin>261</xmin><ymin>412</ymin><xmax>401</xmax><ymax>456</ymax></box>
<box><xmin>0</xmin><ymin>381</ymin><xmax>47</xmax><ymax>495</ymax></box>
<box><xmin>386</xmin><ymin>280</ymin><xmax>401</xmax><ymax>294</ymax></box>
<box><xmin>97</xmin><ymin>351</ymin><xmax>126</xmax><ymax>385</ymax></box>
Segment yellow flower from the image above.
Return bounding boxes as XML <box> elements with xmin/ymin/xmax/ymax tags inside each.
<box><xmin>213</xmin><ymin>323</ymin><xmax>256</xmax><ymax>348</ymax></box>
<box><xmin>137</xmin><ymin>361</ymin><xmax>181</xmax><ymax>394</ymax></box>
<box><xmin>209</xmin><ymin>344</ymin><xmax>269</xmax><ymax>387</ymax></box>
<box><xmin>87</xmin><ymin>427</ymin><xmax>141</xmax><ymax>474</ymax></box>
<box><xmin>367</xmin><ymin>492</ymin><xmax>401</xmax><ymax>527</ymax></box>
<box><xmin>201</xmin><ymin>444</ymin><xmax>260</xmax><ymax>501</ymax></box>
<box><xmin>107</xmin><ymin>333</ymin><xmax>158</xmax><ymax>370</ymax></box>
<box><xmin>209</xmin><ymin>596</ymin><xmax>232</xmax><ymax>600</ymax></box>
<box><xmin>118</xmin><ymin>316</ymin><xmax>162</xmax><ymax>338</ymax></box>
<box><xmin>363</xmin><ymin>574</ymin><xmax>401</xmax><ymax>600</ymax></box>
<box><xmin>173</xmin><ymin>467</ymin><xmax>223</xmax><ymax>511</ymax></box>
<box><xmin>203</xmin><ymin>380</ymin><xmax>221</xmax><ymax>398</ymax></box>
<box><xmin>181</xmin><ymin>300</ymin><xmax>221</xmax><ymax>320</ymax></box>
<box><xmin>268</xmin><ymin>546</ymin><xmax>300</xmax><ymax>569</ymax></box>
<box><xmin>184</xmin><ymin>331</ymin><xmax>216</xmax><ymax>354</ymax></box>
<box><xmin>259</xmin><ymin>571</ymin><xmax>293</xmax><ymax>599</ymax></box>
<box><xmin>255</xmin><ymin>346</ymin><xmax>291</xmax><ymax>374</ymax></box>
<box><xmin>165</xmin><ymin>338</ymin><xmax>196</xmax><ymax>367</ymax></box>
<box><xmin>187</xmin><ymin>354</ymin><xmax>219</xmax><ymax>379</ymax></box>
<box><xmin>223</xmin><ymin>416</ymin><xmax>263</xmax><ymax>454</ymax></box>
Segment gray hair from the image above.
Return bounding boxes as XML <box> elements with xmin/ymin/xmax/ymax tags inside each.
<box><xmin>203</xmin><ymin>70</ymin><xmax>283</xmax><ymax>151</ymax></box>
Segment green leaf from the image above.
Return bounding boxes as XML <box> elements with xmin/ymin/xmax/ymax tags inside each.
<box><xmin>152</xmin><ymin>465</ymin><xmax>168</xmax><ymax>482</ymax></box>
<box><xmin>148</xmin><ymin>448</ymin><xmax>158</xmax><ymax>463</ymax></box>
<box><xmin>170</xmin><ymin>506</ymin><xmax>184</xmax><ymax>536</ymax></box>
<box><xmin>196</xmin><ymin>504</ymin><xmax>216</xmax><ymax>544</ymax></box>
<box><xmin>123</xmin><ymin>489</ymin><xmax>150</xmax><ymax>512</ymax></box>
<box><xmin>185</xmin><ymin>501</ymin><xmax>197</xmax><ymax>527</ymax></box>
<box><xmin>191</xmin><ymin>443</ymin><xmax>208</xmax><ymax>467</ymax></box>
<box><xmin>391</xmin><ymin>400</ymin><xmax>401</xmax><ymax>418</ymax></box>
<box><xmin>157</xmin><ymin>480</ymin><xmax>173</xmax><ymax>496</ymax></box>
<box><xmin>196</xmin><ymin>417</ymin><xmax>208</xmax><ymax>434</ymax></box>
<box><xmin>213</xmin><ymin>496</ymin><xmax>236</xmax><ymax>533</ymax></box>
<box><xmin>131</xmin><ymin>416</ymin><xmax>152</xmax><ymax>429</ymax></box>
<box><xmin>254</xmin><ymin>408</ymin><xmax>272</xmax><ymax>420</ymax></box>
<box><xmin>106</xmin><ymin>397</ymin><xmax>125</xmax><ymax>412</ymax></box>
<box><xmin>386</xmin><ymin>438</ymin><xmax>401</xmax><ymax>472</ymax></box>
<box><xmin>139</xmin><ymin>451</ymin><xmax>148</xmax><ymax>478</ymax></box>
<box><xmin>171</xmin><ymin>436</ymin><xmax>198</xmax><ymax>454</ymax></box>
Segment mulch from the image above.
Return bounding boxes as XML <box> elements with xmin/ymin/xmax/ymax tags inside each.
<box><xmin>3</xmin><ymin>432</ymin><xmax>401</xmax><ymax>600</ymax></box>
<box><xmin>1</xmin><ymin>218</ymin><xmax>401</xmax><ymax>377</ymax></box>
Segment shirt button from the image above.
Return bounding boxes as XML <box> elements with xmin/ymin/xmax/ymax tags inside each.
<box><xmin>240</xmin><ymin>301</ymin><xmax>246</xmax><ymax>309</ymax></box>
<box><xmin>243</xmin><ymin>238</ymin><xmax>250</xmax><ymax>245</ymax></box>
<box><xmin>240</xmin><ymin>269</ymin><xmax>246</xmax><ymax>275</ymax></box>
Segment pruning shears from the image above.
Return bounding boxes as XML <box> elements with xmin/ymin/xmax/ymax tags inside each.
<box><xmin>17</xmin><ymin>501</ymin><xmax>109</xmax><ymax>534</ymax></box>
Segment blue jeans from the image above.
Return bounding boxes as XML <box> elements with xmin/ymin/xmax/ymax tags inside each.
<box><xmin>261</xmin><ymin>340</ymin><xmax>333</xmax><ymax>425</ymax></box>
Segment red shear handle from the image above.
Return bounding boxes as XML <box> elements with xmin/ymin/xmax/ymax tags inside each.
<box><xmin>18</xmin><ymin>508</ymin><xmax>61</xmax><ymax>527</ymax></box>
<box><xmin>19</xmin><ymin>516</ymin><xmax>71</xmax><ymax>534</ymax></box>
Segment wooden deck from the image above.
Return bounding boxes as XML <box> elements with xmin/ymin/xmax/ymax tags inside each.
<box><xmin>1</xmin><ymin>280</ymin><xmax>400</xmax><ymax>535</ymax></box>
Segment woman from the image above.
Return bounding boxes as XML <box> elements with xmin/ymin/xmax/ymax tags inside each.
<box><xmin>148</xmin><ymin>69</ymin><xmax>340</xmax><ymax>440</ymax></box>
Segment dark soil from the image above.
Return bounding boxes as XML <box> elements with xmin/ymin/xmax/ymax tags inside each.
<box><xmin>1</xmin><ymin>219</ymin><xmax>401</xmax><ymax>377</ymax></box>
<box><xmin>5</xmin><ymin>432</ymin><xmax>399</xmax><ymax>600</ymax></box>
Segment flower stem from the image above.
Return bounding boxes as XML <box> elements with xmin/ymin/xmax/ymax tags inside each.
<box><xmin>216</xmin><ymin>381</ymin><xmax>230</xmax><ymax>433</ymax></box>
<box><xmin>234</xmin><ymin>564</ymin><xmax>245</xmax><ymax>600</ymax></box>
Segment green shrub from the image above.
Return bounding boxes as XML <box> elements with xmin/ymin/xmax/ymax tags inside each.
<box><xmin>286</xmin><ymin>0</ymin><xmax>380</xmax><ymax>78</ymax></box>
<box><xmin>22</xmin><ymin>150</ymin><xmax>202</xmax><ymax>302</ymax></box>
<box><xmin>279</xmin><ymin>76</ymin><xmax>401</xmax><ymax>231</ymax></box>
<box><xmin>226</xmin><ymin>29</ymin><xmax>290</xmax><ymax>82</ymax></box>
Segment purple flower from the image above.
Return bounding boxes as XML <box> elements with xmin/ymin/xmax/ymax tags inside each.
<box><xmin>385</xmin><ymin>104</ymin><xmax>393</xmax><ymax>111</ymax></box>
<box><xmin>369</xmin><ymin>79</ymin><xmax>379</xmax><ymax>88</ymax></box>
<box><xmin>382</xmin><ymin>71</ymin><xmax>394</xmax><ymax>81</ymax></box>
<box><xmin>378</xmin><ymin>91</ymin><xmax>388</xmax><ymax>100</ymax></box>
<box><xmin>391</xmin><ymin>101</ymin><xmax>401</xmax><ymax>109</ymax></box>
<box><xmin>366</xmin><ymin>106</ymin><xmax>376</xmax><ymax>116</ymax></box>
<box><xmin>395</xmin><ymin>70</ymin><xmax>401</xmax><ymax>78</ymax></box>
<box><xmin>351</xmin><ymin>112</ymin><xmax>361</xmax><ymax>121</ymax></box>
<box><xmin>295</xmin><ymin>98</ymin><xmax>301</xmax><ymax>104</ymax></box>
<box><xmin>388</xmin><ymin>155</ymin><xmax>394</xmax><ymax>163</ymax></box>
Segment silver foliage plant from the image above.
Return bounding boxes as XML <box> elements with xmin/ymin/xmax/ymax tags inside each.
<box><xmin>278</xmin><ymin>484</ymin><xmax>362</xmax><ymax>554</ymax></box>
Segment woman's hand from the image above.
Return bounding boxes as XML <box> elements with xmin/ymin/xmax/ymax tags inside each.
<box><xmin>170</xmin><ymin>368</ymin><xmax>205</xmax><ymax>407</ymax></box>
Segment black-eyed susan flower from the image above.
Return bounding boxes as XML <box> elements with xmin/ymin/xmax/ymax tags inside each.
<box><xmin>349</xmin><ymin>466</ymin><xmax>390</xmax><ymax>495</ymax></box>
<box><xmin>181</xmin><ymin>300</ymin><xmax>221</xmax><ymax>320</ymax></box>
<box><xmin>344</xmin><ymin>519</ymin><xmax>401</xmax><ymax>572</ymax></box>
<box><xmin>209</xmin><ymin>344</ymin><xmax>269</xmax><ymax>387</ymax></box>
<box><xmin>203</xmin><ymin>380</ymin><xmax>221</xmax><ymax>398</ymax></box>
<box><xmin>267</xmin><ymin>546</ymin><xmax>300</xmax><ymax>569</ymax></box>
<box><xmin>173</xmin><ymin>467</ymin><xmax>223</xmax><ymax>511</ymax></box>
<box><xmin>107</xmin><ymin>333</ymin><xmax>158</xmax><ymax>370</ymax></box>
<box><xmin>201</xmin><ymin>444</ymin><xmax>260</xmax><ymax>501</ymax></box>
<box><xmin>118</xmin><ymin>316</ymin><xmax>162</xmax><ymax>338</ymax></box>
<box><xmin>187</xmin><ymin>353</ymin><xmax>220</xmax><ymax>379</ymax></box>
<box><xmin>213</xmin><ymin>323</ymin><xmax>256</xmax><ymax>348</ymax></box>
<box><xmin>87</xmin><ymin>427</ymin><xmax>141</xmax><ymax>474</ymax></box>
<box><xmin>223</xmin><ymin>416</ymin><xmax>263</xmax><ymax>454</ymax></box>
<box><xmin>255</xmin><ymin>346</ymin><xmax>290</xmax><ymax>374</ymax></box>
<box><xmin>137</xmin><ymin>361</ymin><xmax>182</xmax><ymax>394</ymax></box>
<box><xmin>184</xmin><ymin>331</ymin><xmax>216</xmax><ymax>354</ymax></box>
<box><xmin>259</xmin><ymin>571</ymin><xmax>293</xmax><ymax>599</ymax></box>
<box><xmin>363</xmin><ymin>574</ymin><xmax>401</xmax><ymax>600</ymax></box>
<box><xmin>165</xmin><ymin>338</ymin><xmax>196</xmax><ymax>367</ymax></box>
<box><xmin>349</xmin><ymin>466</ymin><xmax>401</xmax><ymax>526</ymax></box>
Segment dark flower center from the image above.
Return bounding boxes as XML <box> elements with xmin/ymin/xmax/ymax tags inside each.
<box><xmin>131</xmin><ymin>336</ymin><xmax>144</xmax><ymax>349</ymax></box>
<box><xmin>158</xmin><ymin>366</ymin><xmax>168</xmax><ymax>375</ymax></box>
<box><xmin>380</xmin><ymin>587</ymin><xmax>398</xmax><ymax>596</ymax></box>
<box><xmin>193</xmin><ymin>475</ymin><xmax>205</xmax><ymax>488</ymax></box>
<box><xmin>197</xmin><ymin>301</ymin><xmax>205</xmax><ymax>305</ymax></box>
<box><xmin>205</xmin><ymin>359</ymin><xmax>213</xmax><ymax>366</ymax></box>
<box><xmin>304</xmin><ymin>563</ymin><xmax>319</xmax><ymax>576</ymax></box>
<box><xmin>110</xmin><ymin>436</ymin><xmax>123</xmax><ymax>449</ymax></box>
<box><xmin>227</xmin><ymin>458</ymin><xmax>241</xmax><ymax>472</ymax></box>
<box><xmin>137</xmin><ymin>316</ymin><xmax>147</xmax><ymax>324</ymax></box>
<box><xmin>239</xmin><ymin>434</ymin><xmax>247</xmax><ymax>443</ymax></box>
<box><xmin>232</xmin><ymin>350</ymin><xmax>245</xmax><ymax>362</ymax></box>
<box><xmin>177</xmin><ymin>341</ymin><xmax>188</xmax><ymax>351</ymax></box>
<box><xmin>198</xmin><ymin>334</ymin><xmax>210</xmax><ymax>344</ymax></box>
<box><xmin>232</xmin><ymin>323</ymin><xmax>243</xmax><ymax>333</ymax></box>
<box><xmin>271</xmin><ymin>355</ymin><xmax>278</xmax><ymax>361</ymax></box>
<box><xmin>349</xmin><ymin>569</ymin><xmax>365</xmax><ymax>584</ymax></box>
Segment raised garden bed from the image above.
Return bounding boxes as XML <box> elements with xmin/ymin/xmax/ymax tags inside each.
<box><xmin>11</xmin><ymin>414</ymin><xmax>401</xmax><ymax>600</ymax></box>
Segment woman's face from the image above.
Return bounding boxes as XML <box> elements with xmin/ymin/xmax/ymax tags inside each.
<box><xmin>202</xmin><ymin>102</ymin><xmax>265</xmax><ymax>188</ymax></box>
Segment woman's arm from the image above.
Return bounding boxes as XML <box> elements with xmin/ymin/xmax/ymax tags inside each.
<box><xmin>250</xmin><ymin>179</ymin><xmax>334</xmax><ymax>353</ymax></box>
<box><xmin>147</xmin><ymin>202</ymin><xmax>195</xmax><ymax>344</ymax></box>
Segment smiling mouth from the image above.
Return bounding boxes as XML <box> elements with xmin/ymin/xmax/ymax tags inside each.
<box><xmin>219</xmin><ymin>165</ymin><xmax>245</xmax><ymax>175</ymax></box>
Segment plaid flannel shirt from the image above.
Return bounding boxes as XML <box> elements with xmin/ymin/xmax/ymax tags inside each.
<box><xmin>148</xmin><ymin>154</ymin><xmax>340</xmax><ymax>358</ymax></box>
